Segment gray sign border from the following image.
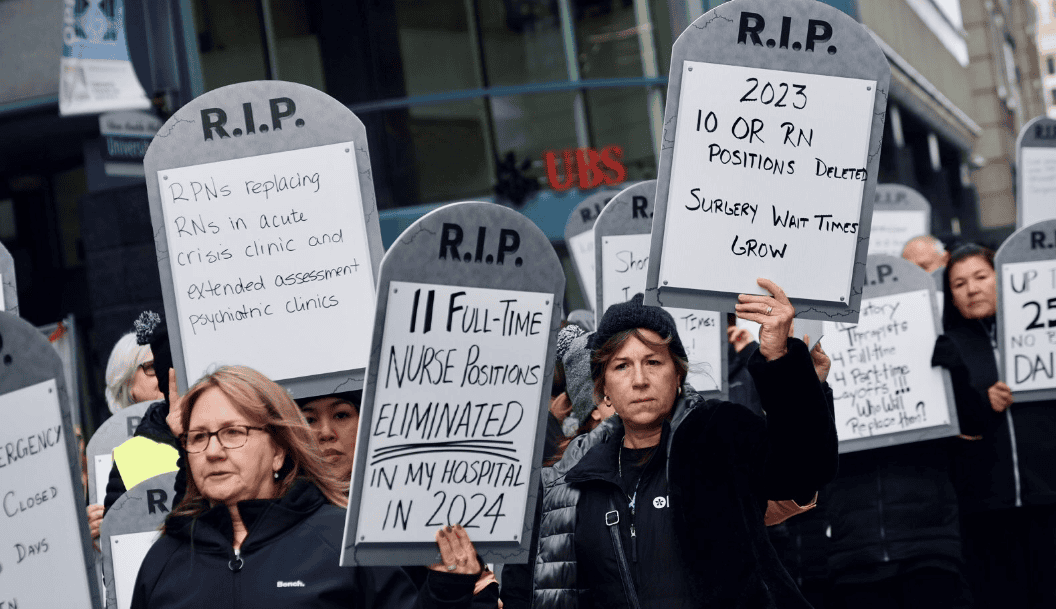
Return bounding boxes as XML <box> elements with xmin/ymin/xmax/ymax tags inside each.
<box><xmin>340</xmin><ymin>201</ymin><xmax>565</xmax><ymax>567</ymax></box>
<box><xmin>1016</xmin><ymin>116</ymin><xmax>1056</xmax><ymax>229</ymax></box>
<box><xmin>0</xmin><ymin>240</ymin><xmax>17</xmax><ymax>315</ymax></box>
<box><xmin>143</xmin><ymin>80</ymin><xmax>383</xmax><ymax>398</ymax></box>
<box><xmin>834</xmin><ymin>256</ymin><xmax>959</xmax><ymax>454</ymax></box>
<box><xmin>644</xmin><ymin>0</ymin><xmax>890</xmax><ymax>323</ymax></box>
<box><xmin>0</xmin><ymin>311</ymin><xmax>102</xmax><ymax>609</ymax></box>
<box><xmin>593</xmin><ymin>180</ymin><xmax>728</xmax><ymax>399</ymax></box>
<box><xmin>995</xmin><ymin>218</ymin><xmax>1056</xmax><ymax>402</ymax></box>
<box><xmin>563</xmin><ymin>190</ymin><xmax>620</xmax><ymax>311</ymax></box>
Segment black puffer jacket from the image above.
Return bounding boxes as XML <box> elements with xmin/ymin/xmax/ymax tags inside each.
<box><xmin>933</xmin><ymin>317</ymin><xmax>1056</xmax><ymax>513</ymax></box>
<box><xmin>533</xmin><ymin>339</ymin><xmax>838</xmax><ymax>608</ymax></box>
<box><xmin>131</xmin><ymin>480</ymin><xmax>476</xmax><ymax>609</ymax></box>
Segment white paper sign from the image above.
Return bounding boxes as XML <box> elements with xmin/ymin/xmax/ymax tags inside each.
<box><xmin>1001</xmin><ymin>259</ymin><xmax>1056</xmax><ymax>392</ymax></box>
<box><xmin>868</xmin><ymin>210</ymin><xmax>929</xmax><ymax>257</ymax></box>
<box><xmin>0</xmin><ymin>379</ymin><xmax>94</xmax><ymax>609</ymax></box>
<box><xmin>355</xmin><ymin>282</ymin><xmax>551</xmax><ymax>543</ymax></box>
<box><xmin>826</xmin><ymin>290</ymin><xmax>951</xmax><ymax>440</ymax></box>
<box><xmin>658</xmin><ymin>61</ymin><xmax>876</xmax><ymax>303</ymax></box>
<box><xmin>568</xmin><ymin>231</ymin><xmax>597</xmax><ymax>311</ymax></box>
<box><xmin>94</xmin><ymin>454</ymin><xmax>113</xmax><ymax>506</ymax></box>
<box><xmin>601</xmin><ymin>234</ymin><xmax>721</xmax><ymax>392</ymax></box>
<box><xmin>110</xmin><ymin>531</ymin><xmax>161</xmax><ymax>609</ymax></box>
<box><xmin>1020</xmin><ymin>147</ymin><xmax>1056</xmax><ymax>227</ymax></box>
<box><xmin>158</xmin><ymin>142</ymin><xmax>375</xmax><ymax>383</ymax></box>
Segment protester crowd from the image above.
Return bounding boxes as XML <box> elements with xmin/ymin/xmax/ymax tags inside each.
<box><xmin>60</xmin><ymin>229</ymin><xmax>1055</xmax><ymax>609</ymax></box>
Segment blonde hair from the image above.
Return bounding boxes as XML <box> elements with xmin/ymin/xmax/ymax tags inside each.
<box><xmin>167</xmin><ymin>366</ymin><xmax>347</xmax><ymax>525</ymax></box>
<box><xmin>104</xmin><ymin>333</ymin><xmax>154</xmax><ymax>413</ymax></box>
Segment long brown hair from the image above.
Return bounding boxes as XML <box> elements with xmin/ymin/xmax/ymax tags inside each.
<box><xmin>167</xmin><ymin>366</ymin><xmax>347</xmax><ymax>526</ymax></box>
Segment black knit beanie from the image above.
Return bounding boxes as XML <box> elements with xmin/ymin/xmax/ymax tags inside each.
<box><xmin>590</xmin><ymin>293</ymin><xmax>688</xmax><ymax>380</ymax></box>
<box><xmin>134</xmin><ymin>310</ymin><xmax>173</xmax><ymax>400</ymax></box>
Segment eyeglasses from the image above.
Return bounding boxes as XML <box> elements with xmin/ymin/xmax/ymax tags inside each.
<box><xmin>181</xmin><ymin>425</ymin><xmax>266</xmax><ymax>453</ymax></box>
<box><xmin>139</xmin><ymin>361</ymin><xmax>156</xmax><ymax>377</ymax></box>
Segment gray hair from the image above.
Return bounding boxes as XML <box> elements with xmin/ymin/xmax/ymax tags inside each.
<box><xmin>104</xmin><ymin>332</ymin><xmax>154</xmax><ymax>413</ymax></box>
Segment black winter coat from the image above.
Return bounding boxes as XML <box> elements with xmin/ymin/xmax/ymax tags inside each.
<box><xmin>533</xmin><ymin>339</ymin><xmax>838</xmax><ymax>609</ymax></box>
<box><xmin>131</xmin><ymin>480</ymin><xmax>477</xmax><ymax>609</ymax></box>
<box><xmin>103</xmin><ymin>399</ymin><xmax>187</xmax><ymax>513</ymax></box>
<box><xmin>933</xmin><ymin>317</ymin><xmax>1056</xmax><ymax>513</ymax></box>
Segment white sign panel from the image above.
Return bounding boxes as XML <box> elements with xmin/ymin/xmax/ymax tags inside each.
<box><xmin>657</xmin><ymin>61</ymin><xmax>876</xmax><ymax>304</ymax></box>
<box><xmin>826</xmin><ymin>290</ymin><xmax>951</xmax><ymax>441</ymax></box>
<box><xmin>110</xmin><ymin>531</ymin><xmax>161</xmax><ymax>609</ymax></box>
<box><xmin>1019</xmin><ymin>147</ymin><xmax>1056</xmax><ymax>228</ymax></box>
<box><xmin>0</xmin><ymin>379</ymin><xmax>94</xmax><ymax>609</ymax></box>
<box><xmin>601</xmin><ymin>234</ymin><xmax>721</xmax><ymax>392</ymax></box>
<box><xmin>868</xmin><ymin>210</ymin><xmax>929</xmax><ymax>257</ymax></box>
<box><xmin>158</xmin><ymin>142</ymin><xmax>375</xmax><ymax>383</ymax></box>
<box><xmin>568</xmin><ymin>231</ymin><xmax>597</xmax><ymax>311</ymax></box>
<box><xmin>355</xmin><ymin>282</ymin><xmax>551</xmax><ymax>543</ymax></box>
<box><xmin>1001</xmin><ymin>259</ymin><xmax>1056</xmax><ymax>392</ymax></box>
<box><xmin>95</xmin><ymin>454</ymin><xmax>113</xmax><ymax>505</ymax></box>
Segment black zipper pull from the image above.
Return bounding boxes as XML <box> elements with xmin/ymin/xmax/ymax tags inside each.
<box><xmin>630</xmin><ymin>523</ymin><xmax>638</xmax><ymax>563</ymax></box>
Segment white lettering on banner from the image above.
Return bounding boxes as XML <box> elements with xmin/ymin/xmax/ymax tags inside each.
<box><xmin>0</xmin><ymin>380</ymin><xmax>94</xmax><ymax>608</ymax></box>
<box><xmin>355</xmin><ymin>282</ymin><xmax>551</xmax><ymax>543</ymax></box>
<box><xmin>601</xmin><ymin>234</ymin><xmax>721</xmax><ymax>392</ymax></box>
<box><xmin>868</xmin><ymin>210</ymin><xmax>929</xmax><ymax>257</ymax></box>
<box><xmin>158</xmin><ymin>142</ymin><xmax>375</xmax><ymax>382</ymax></box>
<box><xmin>1020</xmin><ymin>148</ymin><xmax>1056</xmax><ymax>227</ymax></box>
<box><xmin>826</xmin><ymin>290</ymin><xmax>950</xmax><ymax>440</ymax></box>
<box><xmin>1001</xmin><ymin>259</ymin><xmax>1056</xmax><ymax>392</ymax></box>
<box><xmin>658</xmin><ymin>61</ymin><xmax>876</xmax><ymax>303</ymax></box>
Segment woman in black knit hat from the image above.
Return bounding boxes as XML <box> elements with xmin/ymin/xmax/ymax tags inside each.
<box><xmin>532</xmin><ymin>280</ymin><xmax>838</xmax><ymax>609</ymax></box>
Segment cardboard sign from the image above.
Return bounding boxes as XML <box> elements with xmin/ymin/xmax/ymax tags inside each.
<box><xmin>0</xmin><ymin>240</ymin><xmax>16</xmax><ymax>315</ymax></box>
<box><xmin>594</xmin><ymin>180</ymin><xmax>727</xmax><ymax>397</ymax></box>
<box><xmin>144</xmin><ymin>81</ymin><xmax>384</xmax><ymax>398</ymax></box>
<box><xmin>100</xmin><ymin>472</ymin><xmax>178</xmax><ymax>609</ymax></box>
<box><xmin>869</xmin><ymin>184</ymin><xmax>931</xmax><ymax>257</ymax></box>
<box><xmin>563</xmin><ymin>190</ymin><xmax>619</xmax><ymax>311</ymax></box>
<box><xmin>824</xmin><ymin>257</ymin><xmax>958</xmax><ymax>453</ymax></box>
<box><xmin>1017</xmin><ymin>117</ymin><xmax>1056</xmax><ymax>228</ymax></box>
<box><xmin>341</xmin><ymin>202</ymin><xmax>564</xmax><ymax>567</ymax></box>
<box><xmin>84</xmin><ymin>401</ymin><xmax>153</xmax><ymax>505</ymax></box>
<box><xmin>645</xmin><ymin>0</ymin><xmax>889</xmax><ymax>324</ymax></box>
<box><xmin>0</xmin><ymin>312</ymin><xmax>101</xmax><ymax>609</ymax></box>
<box><xmin>996</xmin><ymin>219</ymin><xmax>1056</xmax><ymax>401</ymax></box>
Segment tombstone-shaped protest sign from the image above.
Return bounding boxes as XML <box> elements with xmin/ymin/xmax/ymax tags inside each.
<box><xmin>564</xmin><ymin>190</ymin><xmax>618</xmax><ymax>311</ymax></box>
<box><xmin>869</xmin><ymin>184</ymin><xmax>931</xmax><ymax>257</ymax></box>
<box><xmin>100</xmin><ymin>472</ymin><xmax>177</xmax><ymax>609</ymax></box>
<box><xmin>0</xmin><ymin>240</ymin><xmax>17</xmax><ymax>315</ymax></box>
<box><xmin>1017</xmin><ymin>117</ymin><xmax>1056</xmax><ymax>229</ymax></box>
<box><xmin>824</xmin><ymin>257</ymin><xmax>957</xmax><ymax>453</ymax></box>
<box><xmin>0</xmin><ymin>312</ymin><xmax>101</xmax><ymax>609</ymax></box>
<box><xmin>594</xmin><ymin>180</ymin><xmax>727</xmax><ymax>397</ymax></box>
<box><xmin>996</xmin><ymin>219</ymin><xmax>1056</xmax><ymax>401</ymax></box>
<box><xmin>644</xmin><ymin>0</ymin><xmax>889</xmax><ymax>324</ymax></box>
<box><xmin>144</xmin><ymin>81</ymin><xmax>383</xmax><ymax>398</ymax></box>
<box><xmin>84</xmin><ymin>401</ymin><xmax>153</xmax><ymax>505</ymax></box>
<box><xmin>340</xmin><ymin>202</ymin><xmax>564</xmax><ymax>566</ymax></box>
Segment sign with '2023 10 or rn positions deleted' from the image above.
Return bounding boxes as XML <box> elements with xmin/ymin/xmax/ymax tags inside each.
<box><xmin>158</xmin><ymin>141</ymin><xmax>375</xmax><ymax>384</ymax></box>
<box><xmin>646</xmin><ymin>0</ymin><xmax>889</xmax><ymax>323</ymax></box>
<box><xmin>825</xmin><ymin>257</ymin><xmax>957</xmax><ymax>453</ymax></box>
<box><xmin>354</xmin><ymin>283</ymin><xmax>551</xmax><ymax>544</ymax></box>
<box><xmin>997</xmin><ymin>220</ymin><xmax>1056</xmax><ymax>402</ymax></box>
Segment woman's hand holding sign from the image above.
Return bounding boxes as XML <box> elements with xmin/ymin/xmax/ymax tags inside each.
<box><xmin>735</xmin><ymin>278</ymin><xmax>795</xmax><ymax>361</ymax></box>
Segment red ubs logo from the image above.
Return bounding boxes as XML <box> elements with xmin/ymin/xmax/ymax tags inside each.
<box><xmin>543</xmin><ymin>146</ymin><xmax>626</xmax><ymax>191</ymax></box>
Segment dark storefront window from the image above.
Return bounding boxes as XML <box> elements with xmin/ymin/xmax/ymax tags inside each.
<box><xmin>193</xmin><ymin>0</ymin><xmax>269</xmax><ymax>90</ymax></box>
<box><xmin>478</xmin><ymin>0</ymin><xmax>569</xmax><ymax>86</ymax></box>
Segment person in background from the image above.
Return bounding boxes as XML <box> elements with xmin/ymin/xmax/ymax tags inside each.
<box><xmin>131</xmin><ymin>365</ymin><xmax>481</xmax><ymax>609</ymax></box>
<box><xmin>298</xmin><ymin>391</ymin><xmax>361</xmax><ymax>487</ymax></box>
<box><xmin>88</xmin><ymin>329</ymin><xmax>167</xmax><ymax>543</ymax></box>
<box><xmin>932</xmin><ymin>244</ymin><xmax>1056</xmax><ymax>608</ymax></box>
<box><xmin>533</xmin><ymin>286</ymin><xmax>838</xmax><ymax>609</ymax></box>
<box><xmin>902</xmin><ymin>235</ymin><xmax>949</xmax><ymax>273</ymax></box>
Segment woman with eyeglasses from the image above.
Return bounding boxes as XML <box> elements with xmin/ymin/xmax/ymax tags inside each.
<box><xmin>131</xmin><ymin>365</ymin><xmax>482</xmax><ymax>609</ymax></box>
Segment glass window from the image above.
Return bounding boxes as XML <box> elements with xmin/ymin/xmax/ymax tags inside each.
<box><xmin>491</xmin><ymin>91</ymin><xmax>579</xmax><ymax>187</ymax></box>
<box><xmin>585</xmin><ymin>88</ymin><xmax>656</xmax><ymax>180</ymax></box>
<box><xmin>573</xmin><ymin>0</ymin><xmax>648</xmax><ymax>79</ymax></box>
<box><xmin>192</xmin><ymin>0</ymin><xmax>269</xmax><ymax>90</ymax></box>
<box><xmin>270</xmin><ymin>0</ymin><xmax>326</xmax><ymax>91</ymax></box>
<box><xmin>477</xmin><ymin>0</ymin><xmax>568</xmax><ymax>86</ymax></box>
<box><xmin>394</xmin><ymin>0</ymin><xmax>481</xmax><ymax>96</ymax></box>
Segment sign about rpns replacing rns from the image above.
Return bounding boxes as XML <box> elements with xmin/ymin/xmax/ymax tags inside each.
<box><xmin>342</xmin><ymin>202</ymin><xmax>564</xmax><ymax>567</ymax></box>
<box><xmin>645</xmin><ymin>0</ymin><xmax>889</xmax><ymax>323</ymax></box>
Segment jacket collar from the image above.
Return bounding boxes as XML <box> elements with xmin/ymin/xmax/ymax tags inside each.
<box><xmin>166</xmin><ymin>479</ymin><xmax>327</xmax><ymax>553</ymax></box>
<box><xmin>564</xmin><ymin>420</ymin><xmax>671</xmax><ymax>486</ymax></box>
